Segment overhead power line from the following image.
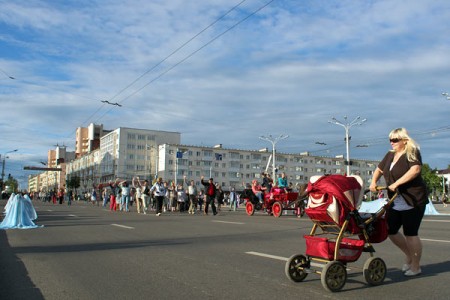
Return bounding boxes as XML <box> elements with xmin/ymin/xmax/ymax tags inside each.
<box><xmin>94</xmin><ymin>0</ymin><xmax>275</xmax><ymax>123</ymax></box>
<box><xmin>106</xmin><ymin>0</ymin><xmax>249</xmax><ymax>104</ymax></box>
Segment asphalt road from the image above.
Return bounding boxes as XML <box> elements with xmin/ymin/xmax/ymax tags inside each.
<box><xmin>1</xmin><ymin>200</ymin><xmax>450</xmax><ymax>300</ymax></box>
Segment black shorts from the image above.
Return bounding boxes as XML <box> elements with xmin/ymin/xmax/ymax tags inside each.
<box><xmin>387</xmin><ymin>205</ymin><xmax>426</xmax><ymax>236</ymax></box>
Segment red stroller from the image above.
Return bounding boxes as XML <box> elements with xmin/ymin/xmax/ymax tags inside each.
<box><xmin>285</xmin><ymin>174</ymin><xmax>396</xmax><ymax>292</ymax></box>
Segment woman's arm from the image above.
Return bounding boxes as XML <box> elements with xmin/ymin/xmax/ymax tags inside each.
<box><xmin>369</xmin><ymin>167</ymin><xmax>383</xmax><ymax>192</ymax></box>
<box><xmin>389</xmin><ymin>165</ymin><xmax>421</xmax><ymax>191</ymax></box>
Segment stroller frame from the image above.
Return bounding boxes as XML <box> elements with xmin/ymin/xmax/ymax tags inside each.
<box><xmin>285</xmin><ymin>174</ymin><xmax>396</xmax><ymax>292</ymax></box>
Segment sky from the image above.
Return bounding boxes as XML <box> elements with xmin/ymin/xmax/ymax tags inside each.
<box><xmin>1</xmin><ymin>0</ymin><xmax>450</xmax><ymax>188</ymax></box>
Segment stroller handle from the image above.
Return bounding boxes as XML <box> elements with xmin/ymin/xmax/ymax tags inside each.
<box><xmin>362</xmin><ymin>187</ymin><xmax>398</xmax><ymax>225</ymax></box>
<box><xmin>364</xmin><ymin>186</ymin><xmax>387</xmax><ymax>194</ymax></box>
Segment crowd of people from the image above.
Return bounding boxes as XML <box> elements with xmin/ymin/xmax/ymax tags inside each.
<box><xmin>25</xmin><ymin>170</ymin><xmax>302</xmax><ymax>218</ymax></box>
<box><xmin>28</xmin><ymin>175</ymin><xmax>252</xmax><ymax>216</ymax></box>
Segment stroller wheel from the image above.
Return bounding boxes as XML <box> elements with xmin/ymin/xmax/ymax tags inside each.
<box><xmin>245</xmin><ymin>202</ymin><xmax>255</xmax><ymax>216</ymax></box>
<box><xmin>363</xmin><ymin>257</ymin><xmax>386</xmax><ymax>286</ymax></box>
<box><xmin>321</xmin><ymin>261</ymin><xmax>347</xmax><ymax>292</ymax></box>
<box><xmin>285</xmin><ymin>254</ymin><xmax>308</xmax><ymax>282</ymax></box>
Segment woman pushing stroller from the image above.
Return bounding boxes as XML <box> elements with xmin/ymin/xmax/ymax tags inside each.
<box><xmin>369</xmin><ymin>128</ymin><xmax>428</xmax><ymax>277</ymax></box>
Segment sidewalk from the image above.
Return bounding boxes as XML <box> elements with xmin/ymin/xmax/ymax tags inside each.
<box><xmin>432</xmin><ymin>202</ymin><xmax>450</xmax><ymax>215</ymax></box>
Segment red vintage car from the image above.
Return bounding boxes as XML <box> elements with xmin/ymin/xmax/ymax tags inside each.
<box><xmin>242</xmin><ymin>187</ymin><xmax>304</xmax><ymax>218</ymax></box>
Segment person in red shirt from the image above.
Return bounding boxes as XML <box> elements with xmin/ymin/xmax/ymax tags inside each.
<box><xmin>201</xmin><ymin>176</ymin><xmax>217</xmax><ymax>215</ymax></box>
<box><xmin>251</xmin><ymin>179</ymin><xmax>265</xmax><ymax>203</ymax></box>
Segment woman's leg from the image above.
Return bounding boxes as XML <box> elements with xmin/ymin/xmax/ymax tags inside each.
<box><xmin>406</xmin><ymin>236</ymin><xmax>422</xmax><ymax>272</ymax></box>
<box><xmin>389</xmin><ymin>233</ymin><xmax>412</xmax><ymax>265</ymax></box>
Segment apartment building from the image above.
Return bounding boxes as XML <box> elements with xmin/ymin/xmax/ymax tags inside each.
<box><xmin>66</xmin><ymin>127</ymin><xmax>181</xmax><ymax>190</ymax></box>
<box><xmin>34</xmin><ymin>124</ymin><xmax>380</xmax><ymax>194</ymax></box>
<box><xmin>75</xmin><ymin>123</ymin><xmax>108</xmax><ymax>158</ymax></box>
<box><xmin>158</xmin><ymin>144</ymin><xmax>379</xmax><ymax>192</ymax></box>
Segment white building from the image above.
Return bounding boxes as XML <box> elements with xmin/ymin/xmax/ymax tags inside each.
<box><xmin>64</xmin><ymin>126</ymin><xmax>380</xmax><ymax>193</ymax></box>
<box><xmin>66</xmin><ymin>127</ymin><xmax>180</xmax><ymax>190</ymax></box>
<box><xmin>157</xmin><ymin>143</ymin><xmax>379</xmax><ymax>192</ymax></box>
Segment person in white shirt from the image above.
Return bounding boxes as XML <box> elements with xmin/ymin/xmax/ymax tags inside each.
<box><xmin>150</xmin><ymin>177</ymin><xmax>166</xmax><ymax>216</ymax></box>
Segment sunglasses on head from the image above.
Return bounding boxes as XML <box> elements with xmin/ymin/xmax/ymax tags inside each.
<box><xmin>389</xmin><ymin>138</ymin><xmax>402</xmax><ymax>143</ymax></box>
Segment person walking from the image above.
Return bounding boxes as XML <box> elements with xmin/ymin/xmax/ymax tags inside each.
<box><xmin>67</xmin><ymin>189</ymin><xmax>73</xmax><ymax>206</ymax></box>
<box><xmin>132</xmin><ymin>176</ymin><xmax>147</xmax><ymax>214</ymax></box>
<box><xmin>369</xmin><ymin>128</ymin><xmax>428</xmax><ymax>277</ymax></box>
<box><xmin>215</xmin><ymin>184</ymin><xmax>225</xmax><ymax>212</ymax></box>
<box><xmin>119</xmin><ymin>180</ymin><xmax>131</xmax><ymax>212</ymax></box>
<box><xmin>229</xmin><ymin>187</ymin><xmax>237</xmax><ymax>211</ymax></box>
<box><xmin>102</xmin><ymin>187</ymin><xmax>109</xmax><ymax>207</ymax></box>
<box><xmin>150</xmin><ymin>177</ymin><xmax>167</xmax><ymax>216</ymax></box>
<box><xmin>168</xmin><ymin>182</ymin><xmax>177</xmax><ymax>212</ymax></box>
<box><xmin>198</xmin><ymin>190</ymin><xmax>204</xmax><ymax>213</ymax></box>
<box><xmin>141</xmin><ymin>179</ymin><xmax>152</xmax><ymax>212</ymax></box>
<box><xmin>201</xmin><ymin>176</ymin><xmax>217</xmax><ymax>215</ymax></box>
<box><xmin>109</xmin><ymin>180</ymin><xmax>120</xmax><ymax>211</ymax></box>
<box><xmin>184</xmin><ymin>176</ymin><xmax>198</xmax><ymax>215</ymax></box>
<box><xmin>57</xmin><ymin>188</ymin><xmax>64</xmax><ymax>204</ymax></box>
<box><xmin>176</xmin><ymin>183</ymin><xmax>187</xmax><ymax>212</ymax></box>
<box><xmin>90</xmin><ymin>188</ymin><xmax>98</xmax><ymax>206</ymax></box>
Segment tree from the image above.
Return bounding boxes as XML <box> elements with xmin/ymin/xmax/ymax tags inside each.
<box><xmin>66</xmin><ymin>176</ymin><xmax>80</xmax><ymax>194</ymax></box>
<box><xmin>3</xmin><ymin>175</ymin><xmax>19</xmax><ymax>193</ymax></box>
<box><xmin>421</xmin><ymin>164</ymin><xmax>445</xmax><ymax>197</ymax></box>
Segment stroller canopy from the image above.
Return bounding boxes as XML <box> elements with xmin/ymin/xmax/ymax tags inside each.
<box><xmin>306</xmin><ymin>174</ymin><xmax>363</xmax><ymax>227</ymax></box>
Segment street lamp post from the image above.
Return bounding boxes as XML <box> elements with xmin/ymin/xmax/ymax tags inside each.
<box><xmin>259</xmin><ymin>134</ymin><xmax>289</xmax><ymax>181</ymax></box>
<box><xmin>1</xmin><ymin>149</ymin><xmax>18</xmax><ymax>191</ymax></box>
<box><xmin>328</xmin><ymin>116</ymin><xmax>367</xmax><ymax>175</ymax></box>
<box><xmin>145</xmin><ymin>144</ymin><xmax>150</xmax><ymax>180</ymax></box>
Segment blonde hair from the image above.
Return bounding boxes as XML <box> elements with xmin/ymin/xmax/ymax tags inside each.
<box><xmin>389</xmin><ymin>128</ymin><xmax>420</xmax><ymax>162</ymax></box>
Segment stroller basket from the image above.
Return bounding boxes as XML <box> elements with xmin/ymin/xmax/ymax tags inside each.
<box><xmin>304</xmin><ymin>235</ymin><xmax>365</xmax><ymax>263</ymax></box>
<box><xmin>360</xmin><ymin>215</ymin><xmax>388</xmax><ymax>243</ymax></box>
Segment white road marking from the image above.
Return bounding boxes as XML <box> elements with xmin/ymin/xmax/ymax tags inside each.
<box><xmin>422</xmin><ymin>238</ymin><xmax>450</xmax><ymax>243</ymax></box>
<box><xmin>111</xmin><ymin>224</ymin><xmax>134</xmax><ymax>229</ymax></box>
<box><xmin>68</xmin><ymin>214</ymin><xmax>76</xmax><ymax>217</ymax></box>
<box><xmin>423</xmin><ymin>219</ymin><xmax>450</xmax><ymax>223</ymax></box>
<box><xmin>212</xmin><ymin>220</ymin><xmax>245</xmax><ymax>225</ymax></box>
<box><xmin>245</xmin><ymin>251</ymin><xmax>323</xmax><ymax>268</ymax></box>
<box><xmin>245</xmin><ymin>251</ymin><xmax>287</xmax><ymax>261</ymax></box>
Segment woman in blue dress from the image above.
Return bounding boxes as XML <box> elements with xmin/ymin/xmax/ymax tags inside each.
<box><xmin>0</xmin><ymin>192</ymin><xmax>42</xmax><ymax>229</ymax></box>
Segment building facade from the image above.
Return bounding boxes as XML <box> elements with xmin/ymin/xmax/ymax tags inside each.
<box><xmin>66</xmin><ymin>127</ymin><xmax>181</xmax><ymax>191</ymax></box>
<box><xmin>75</xmin><ymin>123</ymin><xmax>108</xmax><ymax>158</ymax></box>
<box><xmin>157</xmin><ymin>143</ymin><xmax>379</xmax><ymax>192</ymax></box>
<box><xmin>32</xmin><ymin>124</ymin><xmax>381</xmax><ymax>195</ymax></box>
